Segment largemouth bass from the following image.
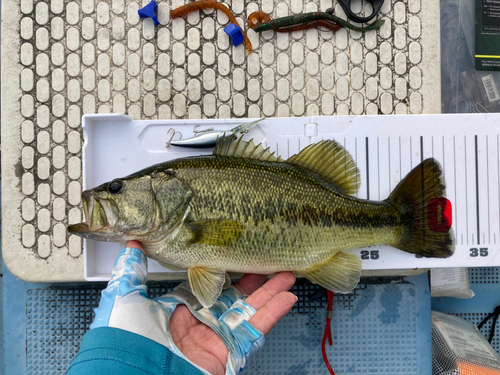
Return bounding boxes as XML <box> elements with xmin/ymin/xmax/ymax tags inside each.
<box><xmin>69</xmin><ymin>136</ymin><xmax>454</xmax><ymax>307</ymax></box>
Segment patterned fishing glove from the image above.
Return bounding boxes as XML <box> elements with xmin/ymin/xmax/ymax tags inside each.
<box><xmin>90</xmin><ymin>246</ymin><xmax>296</xmax><ymax>375</ymax></box>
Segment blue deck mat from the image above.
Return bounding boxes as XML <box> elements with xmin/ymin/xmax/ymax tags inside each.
<box><xmin>17</xmin><ymin>273</ymin><xmax>431</xmax><ymax>375</ymax></box>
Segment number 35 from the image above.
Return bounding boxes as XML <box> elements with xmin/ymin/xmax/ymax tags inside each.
<box><xmin>470</xmin><ymin>248</ymin><xmax>488</xmax><ymax>257</ymax></box>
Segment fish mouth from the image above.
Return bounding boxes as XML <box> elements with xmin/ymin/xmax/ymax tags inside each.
<box><xmin>68</xmin><ymin>194</ymin><xmax>121</xmax><ymax>241</ymax></box>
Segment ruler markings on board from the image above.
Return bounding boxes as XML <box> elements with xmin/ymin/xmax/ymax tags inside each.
<box><xmin>467</xmin><ymin>135</ymin><xmax>476</xmax><ymax>246</ymax></box>
<box><xmin>453</xmin><ymin>135</ymin><xmax>459</xmax><ymax>245</ymax></box>
<box><xmin>399</xmin><ymin>137</ymin><xmax>402</xmax><ymax>191</ymax></box>
<box><xmin>475</xmin><ymin>135</ymin><xmax>480</xmax><ymax>245</ymax></box>
<box><xmin>441</xmin><ymin>135</ymin><xmax>447</xmax><ymax>175</ymax></box>
<box><xmin>355</xmin><ymin>137</ymin><xmax>359</xmax><ymax>199</ymax></box>
<box><xmin>402</xmin><ymin>136</ymin><xmax>411</xmax><ymax>191</ymax></box>
<box><xmin>343</xmin><ymin>137</ymin><xmax>347</xmax><ymax>196</ymax></box>
<box><xmin>379</xmin><ymin>137</ymin><xmax>389</xmax><ymax>201</ymax></box>
<box><xmin>457</xmin><ymin>137</ymin><xmax>469</xmax><ymax>245</ymax></box>
<box><xmin>477</xmin><ymin>142</ymin><xmax>492</xmax><ymax>241</ymax></box>
<box><xmin>458</xmin><ymin>135</ymin><xmax>464</xmax><ymax>246</ymax></box>
<box><xmin>369</xmin><ymin>136</ymin><xmax>375</xmax><ymax>201</ymax></box>
<box><xmin>387</xmin><ymin>137</ymin><xmax>392</xmax><ymax>192</ymax></box>
<box><xmin>487</xmin><ymin>135</ymin><xmax>491</xmax><ymax>244</ymax></box>
<box><xmin>465</xmin><ymin>136</ymin><xmax>470</xmax><ymax>245</ymax></box>
<box><xmin>377</xmin><ymin>137</ymin><xmax>380</xmax><ymax>201</ymax></box>
<box><xmin>469</xmin><ymin>135</ymin><xmax>478</xmax><ymax>246</ymax></box>
<box><xmin>410</xmin><ymin>135</ymin><xmax>413</xmax><ymax>168</ymax></box>
<box><xmin>493</xmin><ymin>132</ymin><xmax>499</xmax><ymax>246</ymax></box>
<box><xmin>390</xmin><ymin>136</ymin><xmax>399</xmax><ymax>197</ymax></box>
<box><xmin>481</xmin><ymin>134</ymin><xmax>491</xmax><ymax>246</ymax></box>
<box><xmin>420</xmin><ymin>136</ymin><xmax>424</xmax><ymax>163</ymax></box>
<box><xmin>357</xmin><ymin>136</ymin><xmax>368</xmax><ymax>200</ymax></box>
<box><xmin>343</xmin><ymin>135</ymin><xmax>500</xmax><ymax>250</ymax></box>
<box><xmin>369</xmin><ymin>133</ymin><xmax>496</xmax><ymax>250</ymax></box>
<box><xmin>334</xmin><ymin>130</ymin><xmax>491</xmax><ymax>246</ymax></box>
<box><xmin>366</xmin><ymin>137</ymin><xmax>370</xmax><ymax>200</ymax></box>
<box><xmin>421</xmin><ymin>136</ymin><xmax>426</xmax><ymax>247</ymax></box>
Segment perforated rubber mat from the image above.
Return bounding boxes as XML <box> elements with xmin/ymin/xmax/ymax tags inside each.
<box><xmin>26</xmin><ymin>275</ymin><xmax>431</xmax><ymax>375</ymax></box>
<box><xmin>469</xmin><ymin>267</ymin><xmax>500</xmax><ymax>285</ymax></box>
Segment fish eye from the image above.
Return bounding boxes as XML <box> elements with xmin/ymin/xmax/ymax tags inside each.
<box><xmin>107</xmin><ymin>180</ymin><xmax>123</xmax><ymax>195</ymax></box>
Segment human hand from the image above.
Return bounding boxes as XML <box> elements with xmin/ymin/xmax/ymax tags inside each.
<box><xmin>169</xmin><ymin>272</ymin><xmax>297</xmax><ymax>375</ymax></box>
<box><xmin>91</xmin><ymin>241</ymin><xmax>297</xmax><ymax>375</ymax></box>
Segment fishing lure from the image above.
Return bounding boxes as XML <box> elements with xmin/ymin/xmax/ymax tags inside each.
<box><xmin>248</xmin><ymin>11</ymin><xmax>342</xmax><ymax>33</ymax></box>
<box><xmin>169</xmin><ymin>118</ymin><xmax>265</xmax><ymax>148</ymax></box>
<box><xmin>248</xmin><ymin>11</ymin><xmax>384</xmax><ymax>33</ymax></box>
<box><xmin>171</xmin><ymin>0</ymin><xmax>253</xmax><ymax>54</ymax></box>
<box><xmin>272</xmin><ymin>19</ymin><xmax>343</xmax><ymax>33</ymax></box>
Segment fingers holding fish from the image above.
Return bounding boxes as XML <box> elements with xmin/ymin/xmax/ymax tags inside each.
<box><xmin>125</xmin><ymin>240</ymin><xmax>145</xmax><ymax>253</ymax></box>
<box><xmin>244</xmin><ymin>272</ymin><xmax>296</xmax><ymax>311</ymax></box>
<box><xmin>244</xmin><ymin>272</ymin><xmax>297</xmax><ymax>337</ymax></box>
<box><xmin>234</xmin><ymin>273</ymin><xmax>269</xmax><ymax>297</ymax></box>
<box><xmin>248</xmin><ymin>290</ymin><xmax>298</xmax><ymax>336</ymax></box>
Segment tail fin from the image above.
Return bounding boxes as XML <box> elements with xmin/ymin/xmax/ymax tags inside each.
<box><xmin>386</xmin><ymin>158</ymin><xmax>454</xmax><ymax>258</ymax></box>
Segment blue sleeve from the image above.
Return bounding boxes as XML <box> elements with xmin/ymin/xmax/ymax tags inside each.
<box><xmin>67</xmin><ymin>327</ymin><xmax>205</xmax><ymax>375</ymax></box>
<box><xmin>91</xmin><ymin>247</ymin><xmax>149</xmax><ymax>329</ymax></box>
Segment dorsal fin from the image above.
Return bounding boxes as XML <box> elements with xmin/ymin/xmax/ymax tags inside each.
<box><xmin>213</xmin><ymin>134</ymin><xmax>283</xmax><ymax>162</ymax></box>
<box><xmin>287</xmin><ymin>140</ymin><xmax>360</xmax><ymax>195</ymax></box>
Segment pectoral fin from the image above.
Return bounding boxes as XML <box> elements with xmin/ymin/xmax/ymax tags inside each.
<box><xmin>186</xmin><ymin>219</ymin><xmax>244</xmax><ymax>246</ymax></box>
<box><xmin>188</xmin><ymin>267</ymin><xmax>227</xmax><ymax>308</ymax></box>
<box><xmin>297</xmin><ymin>252</ymin><xmax>362</xmax><ymax>294</ymax></box>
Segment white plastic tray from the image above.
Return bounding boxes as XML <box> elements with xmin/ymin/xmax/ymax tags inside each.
<box><xmin>82</xmin><ymin>114</ymin><xmax>500</xmax><ymax>281</ymax></box>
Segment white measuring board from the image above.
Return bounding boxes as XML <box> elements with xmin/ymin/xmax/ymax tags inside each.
<box><xmin>82</xmin><ymin>113</ymin><xmax>500</xmax><ymax>281</ymax></box>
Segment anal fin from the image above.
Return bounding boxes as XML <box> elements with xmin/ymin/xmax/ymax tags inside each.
<box><xmin>188</xmin><ymin>266</ymin><xmax>227</xmax><ymax>308</ymax></box>
<box><xmin>297</xmin><ymin>252</ymin><xmax>362</xmax><ymax>294</ymax></box>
